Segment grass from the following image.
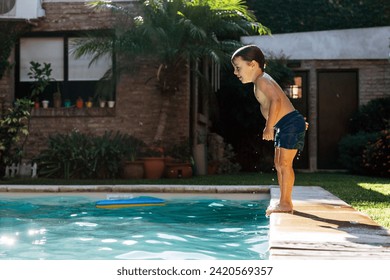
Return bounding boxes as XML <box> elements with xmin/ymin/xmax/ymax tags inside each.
<box><xmin>1</xmin><ymin>172</ymin><xmax>389</xmax><ymax>229</ymax></box>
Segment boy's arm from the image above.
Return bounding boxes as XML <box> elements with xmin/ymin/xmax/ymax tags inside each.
<box><xmin>258</xmin><ymin>79</ymin><xmax>281</xmax><ymax>141</ymax></box>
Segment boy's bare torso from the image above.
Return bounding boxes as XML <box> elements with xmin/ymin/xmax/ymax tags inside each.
<box><xmin>254</xmin><ymin>73</ymin><xmax>295</xmax><ymax>123</ymax></box>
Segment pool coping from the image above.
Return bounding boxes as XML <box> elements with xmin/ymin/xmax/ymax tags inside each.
<box><xmin>1</xmin><ymin>184</ymin><xmax>389</xmax><ymax>260</ymax></box>
<box><xmin>0</xmin><ymin>184</ymin><xmax>269</xmax><ymax>193</ymax></box>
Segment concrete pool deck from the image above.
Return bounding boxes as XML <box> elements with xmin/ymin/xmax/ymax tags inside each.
<box><xmin>1</xmin><ymin>184</ymin><xmax>389</xmax><ymax>259</ymax></box>
<box><xmin>268</xmin><ymin>186</ymin><xmax>390</xmax><ymax>259</ymax></box>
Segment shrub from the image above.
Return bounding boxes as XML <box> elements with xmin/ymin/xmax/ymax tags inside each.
<box><xmin>338</xmin><ymin>96</ymin><xmax>390</xmax><ymax>177</ymax></box>
<box><xmin>362</xmin><ymin>130</ymin><xmax>389</xmax><ymax>178</ymax></box>
<box><xmin>164</xmin><ymin>139</ymin><xmax>192</xmax><ymax>162</ymax></box>
<box><xmin>0</xmin><ymin>98</ymin><xmax>33</xmax><ymax>178</ymax></box>
<box><xmin>338</xmin><ymin>132</ymin><xmax>378</xmax><ymax>174</ymax></box>
<box><xmin>35</xmin><ymin>131</ymin><xmax>144</xmax><ymax>179</ymax></box>
<box><xmin>217</xmin><ymin>143</ymin><xmax>242</xmax><ymax>174</ymax></box>
<box><xmin>348</xmin><ymin>97</ymin><xmax>390</xmax><ymax>134</ymax></box>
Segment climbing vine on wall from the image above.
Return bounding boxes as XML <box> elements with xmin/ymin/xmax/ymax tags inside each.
<box><xmin>0</xmin><ymin>22</ymin><xmax>30</xmax><ymax>79</ymax></box>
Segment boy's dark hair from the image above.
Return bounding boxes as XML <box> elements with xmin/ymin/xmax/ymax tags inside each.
<box><xmin>231</xmin><ymin>45</ymin><xmax>265</xmax><ymax>71</ymax></box>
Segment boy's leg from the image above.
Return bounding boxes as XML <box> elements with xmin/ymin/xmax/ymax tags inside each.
<box><xmin>267</xmin><ymin>147</ymin><xmax>298</xmax><ymax>215</ymax></box>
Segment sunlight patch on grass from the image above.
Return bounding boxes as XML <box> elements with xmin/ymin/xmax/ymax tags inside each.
<box><xmin>352</xmin><ymin>202</ymin><xmax>390</xmax><ymax>229</ymax></box>
<box><xmin>357</xmin><ymin>183</ymin><xmax>390</xmax><ymax>195</ymax></box>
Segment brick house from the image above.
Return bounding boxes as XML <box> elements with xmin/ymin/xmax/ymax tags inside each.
<box><xmin>1</xmin><ymin>0</ymin><xmax>196</xmax><ymax>170</ymax></box>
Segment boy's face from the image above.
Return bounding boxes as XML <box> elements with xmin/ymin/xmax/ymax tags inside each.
<box><xmin>232</xmin><ymin>56</ymin><xmax>253</xmax><ymax>84</ymax></box>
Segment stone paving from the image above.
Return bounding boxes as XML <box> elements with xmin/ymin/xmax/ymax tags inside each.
<box><xmin>268</xmin><ymin>186</ymin><xmax>390</xmax><ymax>259</ymax></box>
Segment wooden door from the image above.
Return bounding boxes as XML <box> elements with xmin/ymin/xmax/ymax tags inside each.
<box><xmin>318</xmin><ymin>71</ymin><xmax>358</xmax><ymax>169</ymax></box>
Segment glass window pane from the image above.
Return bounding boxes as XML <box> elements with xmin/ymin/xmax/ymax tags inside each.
<box><xmin>20</xmin><ymin>37</ymin><xmax>64</xmax><ymax>81</ymax></box>
<box><xmin>68</xmin><ymin>38</ymin><xmax>112</xmax><ymax>81</ymax></box>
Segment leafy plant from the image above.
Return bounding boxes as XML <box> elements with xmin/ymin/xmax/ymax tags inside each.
<box><xmin>247</xmin><ymin>0</ymin><xmax>389</xmax><ymax>33</ymax></box>
<box><xmin>139</xmin><ymin>145</ymin><xmax>165</xmax><ymax>158</ymax></box>
<box><xmin>123</xmin><ymin>135</ymin><xmax>146</xmax><ymax>161</ymax></box>
<box><xmin>35</xmin><ymin>131</ymin><xmax>144</xmax><ymax>179</ymax></box>
<box><xmin>338</xmin><ymin>132</ymin><xmax>378</xmax><ymax>174</ymax></box>
<box><xmin>338</xmin><ymin>97</ymin><xmax>390</xmax><ymax>177</ymax></box>
<box><xmin>217</xmin><ymin>143</ymin><xmax>241</xmax><ymax>174</ymax></box>
<box><xmin>0</xmin><ymin>22</ymin><xmax>30</xmax><ymax>79</ymax></box>
<box><xmin>348</xmin><ymin>97</ymin><xmax>390</xmax><ymax>134</ymax></box>
<box><xmin>27</xmin><ymin>61</ymin><xmax>52</xmax><ymax>99</ymax></box>
<box><xmin>362</xmin><ymin>130</ymin><xmax>389</xmax><ymax>178</ymax></box>
<box><xmin>164</xmin><ymin>139</ymin><xmax>192</xmax><ymax>162</ymax></box>
<box><xmin>0</xmin><ymin>98</ymin><xmax>34</xmax><ymax>177</ymax></box>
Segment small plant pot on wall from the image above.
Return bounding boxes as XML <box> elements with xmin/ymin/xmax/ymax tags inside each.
<box><xmin>99</xmin><ymin>100</ymin><xmax>106</xmax><ymax>108</ymax></box>
<box><xmin>121</xmin><ymin>160</ymin><xmax>144</xmax><ymax>179</ymax></box>
<box><xmin>76</xmin><ymin>97</ymin><xmax>83</xmax><ymax>108</ymax></box>
<box><xmin>85</xmin><ymin>100</ymin><xmax>93</xmax><ymax>108</ymax></box>
<box><xmin>107</xmin><ymin>101</ymin><xmax>115</xmax><ymax>108</ymax></box>
<box><xmin>42</xmin><ymin>100</ymin><xmax>49</xmax><ymax>109</ymax></box>
<box><xmin>53</xmin><ymin>95</ymin><xmax>62</xmax><ymax>108</ymax></box>
<box><xmin>64</xmin><ymin>99</ymin><xmax>71</xmax><ymax>107</ymax></box>
<box><xmin>53</xmin><ymin>86</ymin><xmax>62</xmax><ymax>108</ymax></box>
<box><xmin>165</xmin><ymin>163</ymin><xmax>193</xmax><ymax>178</ymax></box>
<box><xmin>142</xmin><ymin>157</ymin><xmax>165</xmax><ymax>179</ymax></box>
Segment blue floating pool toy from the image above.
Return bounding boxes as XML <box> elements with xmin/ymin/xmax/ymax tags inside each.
<box><xmin>95</xmin><ymin>196</ymin><xmax>165</xmax><ymax>209</ymax></box>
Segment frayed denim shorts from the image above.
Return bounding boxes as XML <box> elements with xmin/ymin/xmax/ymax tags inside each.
<box><xmin>274</xmin><ymin>110</ymin><xmax>306</xmax><ymax>151</ymax></box>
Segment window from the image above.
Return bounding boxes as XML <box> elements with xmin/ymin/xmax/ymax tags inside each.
<box><xmin>16</xmin><ymin>33</ymin><xmax>113</xmax><ymax>106</ymax></box>
<box><xmin>285</xmin><ymin>76</ymin><xmax>302</xmax><ymax>99</ymax></box>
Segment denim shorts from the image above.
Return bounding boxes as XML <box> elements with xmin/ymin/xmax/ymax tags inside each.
<box><xmin>274</xmin><ymin>110</ymin><xmax>306</xmax><ymax>151</ymax></box>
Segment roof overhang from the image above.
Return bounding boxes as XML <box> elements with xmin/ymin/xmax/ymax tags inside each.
<box><xmin>242</xmin><ymin>26</ymin><xmax>390</xmax><ymax>60</ymax></box>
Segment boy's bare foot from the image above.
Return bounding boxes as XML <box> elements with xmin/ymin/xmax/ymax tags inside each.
<box><xmin>265</xmin><ymin>204</ymin><xmax>293</xmax><ymax>217</ymax></box>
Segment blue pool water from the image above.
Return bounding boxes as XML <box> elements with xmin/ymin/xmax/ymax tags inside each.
<box><xmin>0</xmin><ymin>195</ymin><xmax>269</xmax><ymax>260</ymax></box>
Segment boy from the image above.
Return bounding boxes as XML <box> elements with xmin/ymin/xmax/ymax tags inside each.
<box><xmin>231</xmin><ymin>45</ymin><xmax>307</xmax><ymax>216</ymax></box>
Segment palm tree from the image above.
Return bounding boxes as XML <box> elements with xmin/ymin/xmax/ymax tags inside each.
<box><xmin>73</xmin><ymin>0</ymin><xmax>269</xmax><ymax>142</ymax></box>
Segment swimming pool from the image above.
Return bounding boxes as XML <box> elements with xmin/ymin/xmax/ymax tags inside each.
<box><xmin>0</xmin><ymin>193</ymin><xmax>270</xmax><ymax>260</ymax></box>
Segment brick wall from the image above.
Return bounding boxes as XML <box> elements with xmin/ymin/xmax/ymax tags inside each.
<box><xmin>6</xmin><ymin>1</ymin><xmax>190</xmax><ymax>159</ymax></box>
<box><xmin>36</xmin><ymin>1</ymin><xmax>120</xmax><ymax>31</ymax></box>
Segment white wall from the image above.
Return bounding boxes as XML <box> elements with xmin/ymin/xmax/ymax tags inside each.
<box><xmin>242</xmin><ymin>26</ymin><xmax>390</xmax><ymax>60</ymax></box>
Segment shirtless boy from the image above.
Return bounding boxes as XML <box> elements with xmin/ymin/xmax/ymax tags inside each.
<box><xmin>231</xmin><ymin>45</ymin><xmax>306</xmax><ymax>216</ymax></box>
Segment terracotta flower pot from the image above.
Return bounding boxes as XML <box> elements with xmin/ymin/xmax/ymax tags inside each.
<box><xmin>142</xmin><ymin>157</ymin><xmax>165</xmax><ymax>179</ymax></box>
<box><xmin>121</xmin><ymin>161</ymin><xmax>144</xmax><ymax>179</ymax></box>
<box><xmin>165</xmin><ymin>163</ymin><xmax>193</xmax><ymax>178</ymax></box>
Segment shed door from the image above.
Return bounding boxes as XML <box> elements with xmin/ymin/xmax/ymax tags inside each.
<box><xmin>318</xmin><ymin>71</ymin><xmax>358</xmax><ymax>169</ymax></box>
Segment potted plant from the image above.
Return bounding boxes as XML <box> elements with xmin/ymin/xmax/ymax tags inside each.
<box><xmin>121</xmin><ymin>136</ymin><xmax>146</xmax><ymax>179</ymax></box>
<box><xmin>139</xmin><ymin>144</ymin><xmax>165</xmax><ymax>179</ymax></box>
<box><xmin>64</xmin><ymin>99</ymin><xmax>71</xmax><ymax>107</ymax></box>
<box><xmin>28</xmin><ymin>61</ymin><xmax>63</xmax><ymax>109</ymax></box>
<box><xmin>85</xmin><ymin>97</ymin><xmax>93</xmax><ymax>108</ymax></box>
<box><xmin>94</xmin><ymin>75</ymin><xmax>115</xmax><ymax>108</ymax></box>
<box><xmin>164</xmin><ymin>140</ymin><xmax>193</xmax><ymax>178</ymax></box>
<box><xmin>41</xmin><ymin>100</ymin><xmax>49</xmax><ymax>109</ymax></box>
<box><xmin>53</xmin><ymin>82</ymin><xmax>62</xmax><ymax>108</ymax></box>
<box><xmin>28</xmin><ymin>61</ymin><xmax>52</xmax><ymax>106</ymax></box>
<box><xmin>76</xmin><ymin>97</ymin><xmax>83</xmax><ymax>108</ymax></box>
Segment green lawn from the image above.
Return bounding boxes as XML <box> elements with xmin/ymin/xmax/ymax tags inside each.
<box><xmin>1</xmin><ymin>172</ymin><xmax>389</xmax><ymax>229</ymax></box>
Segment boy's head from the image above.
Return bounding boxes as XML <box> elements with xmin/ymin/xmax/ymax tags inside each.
<box><xmin>231</xmin><ymin>45</ymin><xmax>265</xmax><ymax>71</ymax></box>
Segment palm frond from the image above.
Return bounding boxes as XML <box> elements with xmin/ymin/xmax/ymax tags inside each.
<box><xmin>73</xmin><ymin>0</ymin><xmax>269</xmax><ymax>91</ymax></box>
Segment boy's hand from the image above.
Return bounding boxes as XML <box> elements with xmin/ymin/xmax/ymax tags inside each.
<box><xmin>262</xmin><ymin>127</ymin><xmax>274</xmax><ymax>141</ymax></box>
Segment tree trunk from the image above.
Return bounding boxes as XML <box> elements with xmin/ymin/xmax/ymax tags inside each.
<box><xmin>153</xmin><ymin>96</ymin><xmax>171</xmax><ymax>142</ymax></box>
